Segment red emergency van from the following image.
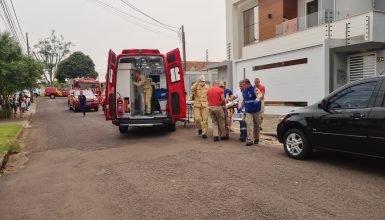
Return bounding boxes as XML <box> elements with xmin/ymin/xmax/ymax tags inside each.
<box><xmin>105</xmin><ymin>48</ymin><xmax>186</xmax><ymax>133</ymax></box>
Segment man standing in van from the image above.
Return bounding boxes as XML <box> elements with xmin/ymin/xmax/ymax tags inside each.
<box><xmin>133</xmin><ymin>70</ymin><xmax>153</xmax><ymax>115</ymax></box>
<box><xmin>191</xmin><ymin>75</ymin><xmax>209</xmax><ymax>139</ymax></box>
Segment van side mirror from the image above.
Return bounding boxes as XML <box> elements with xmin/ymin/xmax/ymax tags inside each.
<box><xmin>318</xmin><ymin>99</ymin><xmax>327</xmax><ymax>110</ymax></box>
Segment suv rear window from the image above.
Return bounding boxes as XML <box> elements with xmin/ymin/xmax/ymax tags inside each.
<box><xmin>328</xmin><ymin>81</ymin><xmax>378</xmax><ymax>109</ymax></box>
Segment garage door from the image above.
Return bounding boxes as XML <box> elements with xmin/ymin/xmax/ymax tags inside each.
<box><xmin>348</xmin><ymin>53</ymin><xmax>376</xmax><ymax>83</ymax></box>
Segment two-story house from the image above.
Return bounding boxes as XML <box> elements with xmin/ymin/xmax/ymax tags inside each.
<box><xmin>227</xmin><ymin>0</ymin><xmax>385</xmax><ymax>114</ymax></box>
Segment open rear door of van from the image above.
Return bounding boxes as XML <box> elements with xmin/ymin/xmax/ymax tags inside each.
<box><xmin>105</xmin><ymin>49</ymin><xmax>117</xmax><ymax>120</ymax></box>
<box><xmin>166</xmin><ymin>48</ymin><xmax>186</xmax><ymax>119</ymax></box>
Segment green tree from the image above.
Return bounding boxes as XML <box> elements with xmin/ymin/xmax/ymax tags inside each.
<box><xmin>56</xmin><ymin>51</ymin><xmax>98</xmax><ymax>82</ymax></box>
<box><xmin>0</xmin><ymin>32</ymin><xmax>43</xmax><ymax>118</ymax></box>
<box><xmin>34</xmin><ymin>30</ymin><xmax>73</xmax><ymax>85</ymax></box>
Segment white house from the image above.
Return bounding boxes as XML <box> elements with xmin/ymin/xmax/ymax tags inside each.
<box><xmin>226</xmin><ymin>0</ymin><xmax>385</xmax><ymax>114</ymax></box>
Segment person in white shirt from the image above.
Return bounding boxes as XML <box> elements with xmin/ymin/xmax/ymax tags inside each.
<box><xmin>227</xmin><ymin>80</ymin><xmax>247</xmax><ymax>142</ymax></box>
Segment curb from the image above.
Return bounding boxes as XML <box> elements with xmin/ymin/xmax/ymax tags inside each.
<box><xmin>261</xmin><ymin>132</ymin><xmax>277</xmax><ymax>138</ymax></box>
<box><xmin>0</xmin><ymin>100</ymin><xmax>37</xmax><ymax>174</ymax></box>
<box><xmin>0</xmin><ymin>151</ymin><xmax>9</xmax><ymax>173</ymax></box>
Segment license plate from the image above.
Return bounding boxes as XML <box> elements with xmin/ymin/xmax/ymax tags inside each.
<box><xmin>86</xmin><ymin>102</ymin><xmax>91</xmax><ymax>106</ymax></box>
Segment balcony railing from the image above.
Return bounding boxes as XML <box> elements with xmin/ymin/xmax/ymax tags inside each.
<box><xmin>276</xmin><ymin>0</ymin><xmax>384</xmax><ymax>39</ymax></box>
<box><xmin>276</xmin><ymin>11</ymin><xmax>329</xmax><ymax>37</ymax></box>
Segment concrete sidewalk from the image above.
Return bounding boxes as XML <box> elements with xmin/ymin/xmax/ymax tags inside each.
<box><xmin>230</xmin><ymin>114</ymin><xmax>279</xmax><ymax>138</ymax></box>
<box><xmin>0</xmin><ymin>99</ymin><xmax>38</xmax><ymax>173</ymax></box>
<box><xmin>0</xmin><ymin>99</ymin><xmax>38</xmax><ymax>127</ymax></box>
<box><xmin>260</xmin><ymin>114</ymin><xmax>279</xmax><ymax>136</ymax></box>
<box><xmin>185</xmin><ymin>113</ymin><xmax>280</xmax><ymax>138</ymax></box>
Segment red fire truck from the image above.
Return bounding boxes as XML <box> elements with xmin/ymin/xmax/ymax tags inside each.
<box><xmin>67</xmin><ymin>78</ymin><xmax>101</xmax><ymax>96</ymax></box>
<box><xmin>105</xmin><ymin>48</ymin><xmax>186</xmax><ymax>133</ymax></box>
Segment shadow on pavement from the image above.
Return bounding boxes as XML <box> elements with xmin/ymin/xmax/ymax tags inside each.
<box><xmin>117</xmin><ymin>126</ymin><xmax>173</xmax><ymax>139</ymax></box>
<box><xmin>305</xmin><ymin>150</ymin><xmax>385</xmax><ymax>177</ymax></box>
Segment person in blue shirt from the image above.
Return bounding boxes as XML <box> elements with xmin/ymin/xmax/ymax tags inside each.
<box><xmin>240</xmin><ymin>79</ymin><xmax>263</xmax><ymax>146</ymax></box>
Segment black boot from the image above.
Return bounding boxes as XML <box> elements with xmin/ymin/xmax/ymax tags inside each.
<box><xmin>246</xmin><ymin>142</ymin><xmax>253</xmax><ymax>146</ymax></box>
<box><xmin>221</xmin><ymin>134</ymin><xmax>229</xmax><ymax>140</ymax></box>
<box><xmin>198</xmin><ymin>129</ymin><xmax>202</xmax><ymax>135</ymax></box>
<box><xmin>202</xmin><ymin>134</ymin><xmax>207</xmax><ymax>139</ymax></box>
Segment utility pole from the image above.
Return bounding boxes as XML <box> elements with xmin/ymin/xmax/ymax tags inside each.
<box><xmin>26</xmin><ymin>32</ymin><xmax>34</xmax><ymax>103</ymax></box>
<box><xmin>206</xmin><ymin>49</ymin><xmax>209</xmax><ymax>73</ymax></box>
<box><xmin>26</xmin><ymin>32</ymin><xmax>30</xmax><ymax>56</ymax></box>
<box><xmin>181</xmin><ymin>25</ymin><xmax>187</xmax><ymax>72</ymax></box>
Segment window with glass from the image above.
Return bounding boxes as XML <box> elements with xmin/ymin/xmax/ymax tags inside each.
<box><xmin>328</xmin><ymin>81</ymin><xmax>378</xmax><ymax>109</ymax></box>
<box><xmin>243</xmin><ymin>6</ymin><xmax>259</xmax><ymax>45</ymax></box>
<box><xmin>170</xmin><ymin>67</ymin><xmax>181</xmax><ymax>83</ymax></box>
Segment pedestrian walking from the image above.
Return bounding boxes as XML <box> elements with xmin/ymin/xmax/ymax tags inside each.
<box><xmin>228</xmin><ymin>80</ymin><xmax>247</xmax><ymax>142</ymax></box>
<box><xmin>24</xmin><ymin>94</ymin><xmax>30</xmax><ymax>111</ymax></box>
<box><xmin>191</xmin><ymin>75</ymin><xmax>209</xmax><ymax>139</ymax></box>
<box><xmin>18</xmin><ymin>95</ymin><xmax>25</xmax><ymax>118</ymax></box>
<box><xmin>78</xmin><ymin>90</ymin><xmax>87</xmax><ymax>116</ymax></box>
<box><xmin>254</xmin><ymin>78</ymin><xmax>266</xmax><ymax>130</ymax></box>
<box><xmin>207</xmin><ymin>81</ymin><xmax>228</xmax><ymax>142</ymax></box>
<box><xmin>11</xmin><ymin>97</ymin><xmax>18</xmax><ymax>117</ymax></box>
<box><xmin>242</xmin><ymin>79</ymin><xmax>263</xmax><ymax>146</ymax></box>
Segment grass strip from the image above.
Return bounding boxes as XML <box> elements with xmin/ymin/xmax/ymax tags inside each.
<box><xmin>0</xmin><ymin>124</ymin><xmax>22</xmax><ymax>153</ymax></box>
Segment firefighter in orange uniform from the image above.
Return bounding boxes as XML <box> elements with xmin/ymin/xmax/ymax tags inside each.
<box><xmin>191</xmin><ymin>75</ymin><xmax>209</xmax><ymax>138</ymax></box>
<box><xmin>133</xmin><ymin>70</ymin><xmax>153</xmax><ymax>114</ymax></box>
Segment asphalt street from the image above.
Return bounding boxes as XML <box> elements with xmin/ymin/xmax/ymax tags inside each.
<box><xmin>0</xmin><ymin>97</ymin><xmax>385</xmax><ymax>220</ymax></box>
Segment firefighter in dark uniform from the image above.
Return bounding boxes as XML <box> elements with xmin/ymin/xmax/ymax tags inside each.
<box><xmin>78</xmin><ymin>90</ymin><xmax>87</xmax><ymax>116</ymax></box>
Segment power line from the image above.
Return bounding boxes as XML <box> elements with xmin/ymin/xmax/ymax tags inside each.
<box><xmin>9</xmin><ymin>0</ymin><xmax>27</xmax><ymax>46</ymax></box>
<box><xmin>1</xmin><ymin>0</ymin><xmax>20</xmax><ymax>43</ymax></box>
<box><xmin>0</xmin><ymin>7</ymin><xmax>11</xmax><ymax>32</ymax></box>
<box><xmin>120</xmin><ymin>0</ymin><xmax>180</xmax><ymax>30</ymax></box>
<box><xmin>0</xmin><ymin>1</ymin><xmax>17</xmax><ymax>38</ymax></box>
<box><xmin>0</xmin><ymin>0</ymin><xmax>25</xmax><ymax>51</ymax></box>
<box><xmin>91</xmin><ymin>0</ymin><xmax>180</xmax><ymax>40</ymax></box>
<box><xmin>94</xmin><ymin>0</ymin><xmax>179</xmax><ymax>33</ymax></box>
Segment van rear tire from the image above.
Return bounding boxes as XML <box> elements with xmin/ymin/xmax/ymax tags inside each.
<box><xmin>166</xmin><ymin>122</ymin><xmax>176</xmax><ymax>132</ymax></box>
<box><xmin>50</xmin><ymin>94</ymin><xmax>55</xmax><ymax>99</ymax></box>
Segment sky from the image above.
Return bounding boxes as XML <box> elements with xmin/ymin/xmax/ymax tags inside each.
<box><xmin>2</xmin><ymin>0</ymin><xmax>226</xmax><ymax>80</ymax></box>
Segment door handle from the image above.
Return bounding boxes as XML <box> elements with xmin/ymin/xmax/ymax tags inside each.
<box><xmin>350</xmin><ymin>113</ymin><xmax>365</xmax><ymax>119</ymax></box>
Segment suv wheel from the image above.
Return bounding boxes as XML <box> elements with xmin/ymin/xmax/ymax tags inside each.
<box><xmin>283</xmin><ymin>129</ymin><xmax>311</xmax><ymax>160</ymax></box>
<box><xmin>50</xmin><ymin>94</ymin><xmax>55</xmax><ymax>99</ymax></box>
<box><xmin>119</xmin><ymin>126</ymin><xmax>128</xmax><ymax>134</ymax></box>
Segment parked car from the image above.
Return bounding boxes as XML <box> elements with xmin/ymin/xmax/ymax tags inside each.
<box><xmin>45</xmin><ymin>87</ymin><xmax>68</xmax><ymax>99</ymax></box>
<box><xmin>33</xmin><ymin>88</ymin><xmax>41</xmax><ymax>97</ymax></box>
<box><xmin>277</xmin><ymin>76</ymin><xmax>385</xmax><ymax>160</ymax></box>
<box><xmin>68</xmin><ymin>90</ymin><xmax>99</xmax><ymax>112</ymax></box>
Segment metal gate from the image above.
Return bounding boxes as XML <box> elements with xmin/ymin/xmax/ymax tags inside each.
<box><xmin>348</xmin><ymin>53</ymin><xmax>376</xmax><ymax>83</ymax></box>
